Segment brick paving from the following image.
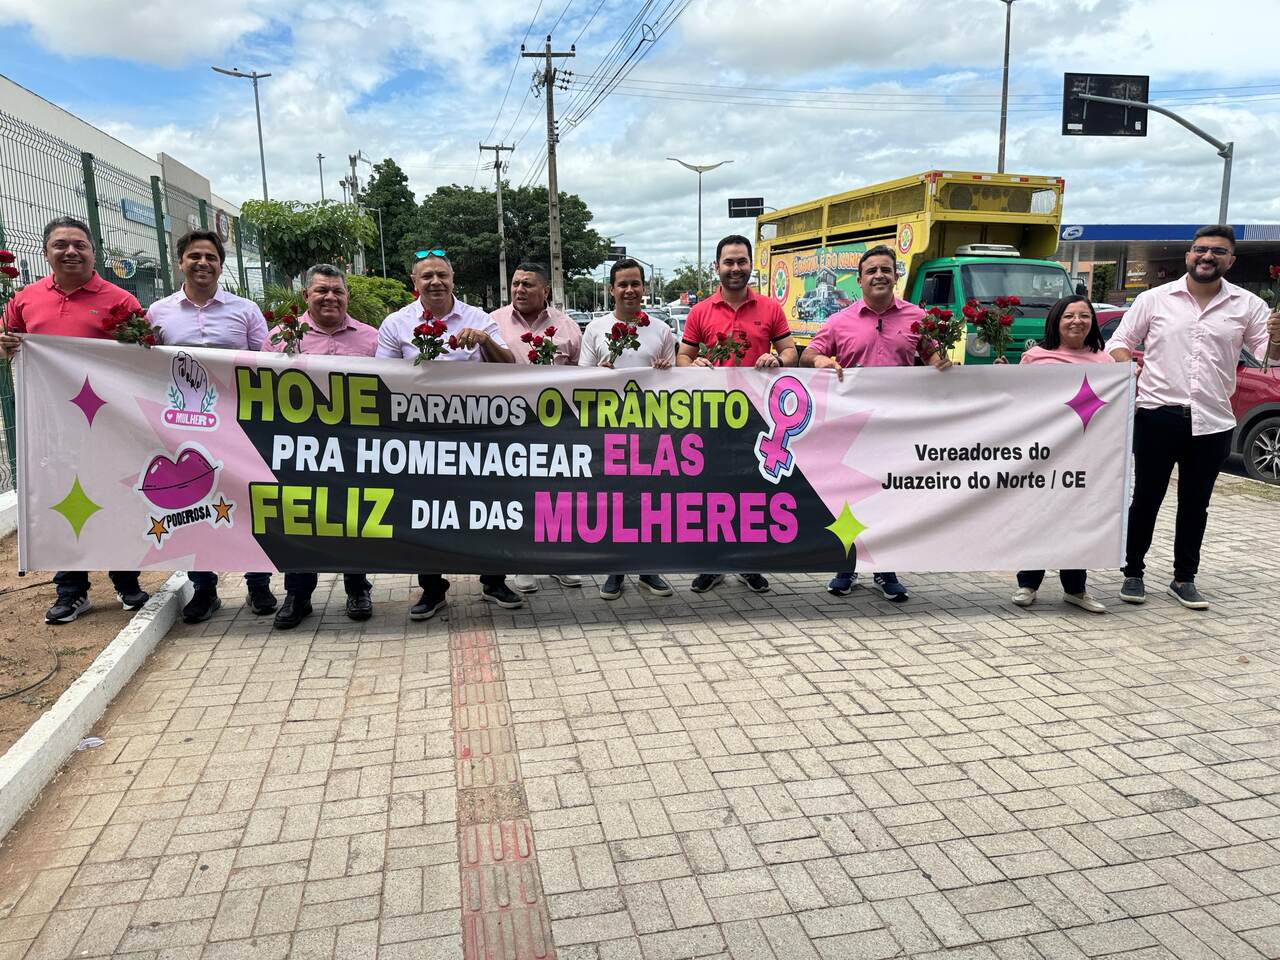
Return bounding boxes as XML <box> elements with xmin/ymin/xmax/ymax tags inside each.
<box><xmin>1</xmin><ymin>473</ymin><xmax>1279</xmax><ymax>959</ymax></box>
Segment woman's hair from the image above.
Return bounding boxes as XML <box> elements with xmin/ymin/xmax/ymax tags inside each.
<box><xmin>1040</xmin><ymin>295</ymin><xmax>1103</xmax><ymax>352</ymax></box>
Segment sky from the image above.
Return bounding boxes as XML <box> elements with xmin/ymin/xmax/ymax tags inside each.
<box><xmin>2</xmin><ymin>0</ymin><xmax>1279</xmax><ymax>279</ymax></box>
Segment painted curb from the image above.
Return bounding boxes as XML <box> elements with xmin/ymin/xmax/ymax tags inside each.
<box><xmin>0</xmin><ymin>571</ymin><xmax>192</xmax><ymax>840</ymax></box>
<box><xmin>0</xmin><ymin>491</ymin><xmax>16</xmax><ymax>540</ymax></box>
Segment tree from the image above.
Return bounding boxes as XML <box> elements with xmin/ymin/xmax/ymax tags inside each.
<box><xmin>1091</xmin><ymin>263</ymin><xmax>1117</xmax><ymax>303</ymax></box>
<box><xmin>240</xmin><ymin>200</ymin><xmax>376</xmax><ymax>287</ymax></box>
<box><xmin>346</xmin><ymin>274</ymin><xmax>413</xmax><ymax>328</ymax></box>
<box><xmin>662</xmin><ymin>260</ymin><xmax>714</xmax><ymax>302</ymax></box>
<box><xmin>356</xmin><ymin>159</ymin><xmax>417</xmax><ymax>286</ymax></box>
<box><xmin>503</xmin><ymin>184</ymin><xmax>609</xmax><ymax>284</ymax></box>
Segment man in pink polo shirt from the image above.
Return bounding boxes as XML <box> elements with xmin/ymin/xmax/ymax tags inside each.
<box><xmin>801</xmin><ymin>244</ymin><xmax>952</xmax><ymax>603</ymax></box>
<box><xmin>266</xmin><ymin>264</ymin><xmax>380</xmax><ymax>630</ymax></box>
<box><xmin>1</xmin><ymin>216</ymin><xmax>149</xmax><ymax>624</ymax></box>
<box><xmin>677</xmin><ymin>234</ymin><xmax>798</xmax><ymax>597</ymax></box>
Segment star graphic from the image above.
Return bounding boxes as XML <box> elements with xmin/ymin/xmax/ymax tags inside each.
<box><xmin>148</xmin><ymin>516</ymin><xmax>168</xmax><ymax>544</ymax></box>
<box><xmin>70</xmin><ymin>377</ymin><xmax>107</xmax><ymax>427</ymax></box>
<box><xmin>212</xmin><ymin>496</ymin><xmax>234</xmax><ymax>524</ymax></box>
<box><xmin>1065</xmin><ymin>375</ymin><xmax>1107</xmax><ymax>430</ymax></box>
<box><xmin>51</xmin><ymin>477</ymin><xmax>102</xmax><ymax>539</ymax></box>
<box><xmin>825</xmin><ymin>501</ymin><xmax>867</xmax><ymax>559</ymax></box>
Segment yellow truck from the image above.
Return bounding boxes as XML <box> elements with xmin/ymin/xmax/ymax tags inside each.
<box><xmin>756</xmin><ymin>171</ymin><xmax>1076</xmax><ymax>362</ymax></box>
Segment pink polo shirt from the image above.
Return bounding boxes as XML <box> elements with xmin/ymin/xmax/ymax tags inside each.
<box><xmin>266</xmin><ymin>314</ymin><xmax>378</xmax><ymax>357</ymax></box>
<box><xmin>490</xmin><ymin>303</ymin><xmax>581</xmax><ymax>365</ymax></box>
<box><xmin>1104</xmin><ymin>275</ymin><xmax>1272</xmax><ymax>435</ymax></box>
<box><xmin>806</xmin><ymin>297</ymin><xmax>928</xmax><ymax>368</ymax></box>
<box><xmin>1020</xmin><ymin>345</ymin><xmax>1114</xmax><ymax>365</ymax></box>
<box><xmin>681</xmin><ymin>289</ymin><xmax>791</xmax><ymax>367</ymax></box>
<box><xmin>3</xmin><ymin>272</ymin><xmax>140</xmax><ymax>339</ymax></box>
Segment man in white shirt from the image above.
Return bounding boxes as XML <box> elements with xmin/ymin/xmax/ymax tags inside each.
<box><xmin>579</xmin><ymin>258</ymin><xmax>676</xmax><ymax>601</ymax></box>
<box><xmin>1107</xmin><ymin>225</ymin><xmax>1280</xmax><ymax>609</ymax></box>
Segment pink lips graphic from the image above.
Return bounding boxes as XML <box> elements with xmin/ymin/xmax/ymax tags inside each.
<box><xmin>139</xmin><ymin>449</ymin><xmax>218</xmax><ymax>509</ymax></box>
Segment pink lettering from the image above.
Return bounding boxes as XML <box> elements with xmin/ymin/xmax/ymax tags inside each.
<box><xmin>611</xmin><ymin>492</ymin><xmax>638</xmax><ymax>543</ymax></box>
<box><xmin>603</xmin><ymin>434</ymin><xmax>627</xmax><ymax>476</ymax></box>
<box><xmin>576</xmin><ymin>492</ymin><xmax>608</xmax><ymax>544</ymax></box>
<box><xmin>740</xmin><ymin>493</ymin><xmax>768</xmax><ymax>543</ymax></box>
<box><xmin>533</xmin><ymin>491</ymin><xmax>573</xmax><ymax>542</ymax></box>
<box><xmin>675</xmin><ymin>493</ymin><xmax>704</xmax><ymax>543</ymax></box>
<box><xmin>706</xmin><ymin>493</ymin><xmax>737</xmax><ymax>543</ymax></box>
<box><xmin>680</xmin><ymin>435</ymin><xmax>704</xmax><ymax>476</ymax></box>
<box><xmin>769</xmin><ymin>493</ymin><xmax>798</xmax><ymax>543</ymax></box>
<box><xmin>640</xmin><ymin>492</ymin><xmax>672</xmax><ymax>543</ymax></box>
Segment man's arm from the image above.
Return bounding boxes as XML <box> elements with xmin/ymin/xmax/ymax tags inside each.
<box><xmin>1105</xmin><ymin>296</ymin><xmax>1150</xmax><ymax>361</ymax></box>
<box><xmin>772</xmin><ymin>335</ymin><xmax>799</xmax><ymax>367</ymax></box>
<box><xmin>1243</xmin><ymin>299</ymin><xmax>1280</xmax><ymax>362</ymax></box>
<box><xmin>1</xmin><ymin>297</ymin><xmax>22</xmax><ymax>356</ymax></box>
<box><xmin>478</xmin><ymin>333</ymin><xmax>514</xmax><ymax>363</ymax></box>
<box><xmin>247</xmin><ymin>304</ymin><xmax>269</xmax><ymax>351</ymax></box>
<box><xmin>677</xmin><ymin>340</ymin><xmax>709</xmax><ymax>367</ymax></box>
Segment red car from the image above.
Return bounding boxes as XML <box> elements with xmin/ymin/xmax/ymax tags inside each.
<box><xmin>1097</xmin><ymin>310</ymin><xmax>1280</xmax><ymax>484</ymax></box>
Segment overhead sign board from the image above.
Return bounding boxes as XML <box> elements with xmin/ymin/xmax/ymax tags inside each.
<box><xmin>606</xmin><ymin>245</ymin><xmax>626</xmax><ymax>260</ymax></box>
<box><xmin>120</xmin><ymin>198</ymin><xmax>172</xmax><ymax>232</ymax></box>
<box><xmin>1062</xmin><ymin>73</ymin><xmax>1149</xmax><ymax>137</ymax></box>
<box><xmin>728</xmin><ymin>197</ymin><xmax>765</xmax><ymax>218</ymax></box>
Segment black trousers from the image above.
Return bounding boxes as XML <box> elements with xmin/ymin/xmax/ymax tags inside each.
<box><xmin>54</xmin><ymin>570</ymin><xmax>140</xmax><ymax>600</ymax></box>
<box><xmin>284</xmin><ymin>573</ymin><xmax>369</xmax><ymax>599</ymax></box>
<box><xmin>418</xmin><ymin>574</ymin><xmax>506</xmax><ymax>594</ymax></box>
<box><xmin>1124</xmin><ymin>406</ymin><xmax>1232</xmax><ymax>582</ymax></box>
<box><xmin>1017</xmin><ymin>569</ymin><xmax>1087</xmax><ymax>594</ymax></box>
<box><xmin>189</xmin><ymin>572</ymin><xmax>272</xmax><ymax>590</ymax></box>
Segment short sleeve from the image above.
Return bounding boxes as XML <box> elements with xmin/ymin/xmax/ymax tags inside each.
<box><xmin>247</xmin><ymin>303</ymin><xmax>269</xmax><ymax>351</ymax></box>
<box><xmin>656</xmin><ymin>324</ymin><xmax>677</xmax><ymax>364</ymax></box>
<box><xmin>3</xmin><ymin>294</ymin><xmax>23</xmax><ymax>334</ymax></box>
<box><xmin>375</xmin><ymin>316</ymin><xmax>404</xmax><ymax>359</ymax></box>
<box><xmin>768</xmin><ymin>302</ymin><xmax>791</xmax><ymax>342</ymax></box>
<box><xmin>681</xmin><ymin>308</ymin><xmax>705</xmax><ymax>347</ymax></box>
<box><xmin>807</xmin><ymin>324</ymin><xmax>834</xmax><ymax>356</ymax></box>
<box><xmin>484</xmin><ymin>316</ymin><xmax>508</xmax><ymax>349</ymax></box>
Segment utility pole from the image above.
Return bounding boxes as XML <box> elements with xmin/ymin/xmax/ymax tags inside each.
<box><xmin>480</xmin><ymin>142</ymin><xmax>516</xmax><ymax>305</ymax></box>
<box><xmin>523</xmin><ymin>35</ymin><xmax>575</xmax><ymax>307</ymax></box>
<box><xmin>317</xmin><ymin>153</ymin><xmax>325</xmax><ymax>200</ymax></box>
<box><xmin>997</xmin><ymin>0</ymin><xmax>1015</xmax><ymax>173</ymax></box>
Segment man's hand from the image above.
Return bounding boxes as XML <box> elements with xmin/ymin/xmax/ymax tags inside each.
<box><xmin>928</xmin><ymin>352</ymin><xmax>953</xmax><ymax>371</ymax></box>
<box><xmin>0</xmin><ymin>332</ymin><xmax>21</xmax><ymax>358</ymax></box>
<box><xmin>1267</xmin><ymin>307</ymin><xmax>1280</xmax><ymax>343</ymax></box>
<box><xmin>691</xmin><ymin>356</ymin><xmax>714</xmax><ymax>368</ymax></box>
<box><xmin>652</xmin><ymin>356</ymin><xmax>673</xmax><ymax>369</ymax></box>
<box><xmin>453</xmin><ymin>327</ymin><xmax>489</xmax><ymax>350</ymax></box>
<box><xmin>755</xmin><ymin>353</ymin><xmax>781</xmax><ymax>369</ymax></box>
<box><xmin>993</xmin><ymin>355</ymin><xmax>1009</xmax><ymax>365</ymax></box>
<box><xmin>815</xmin><ymin>355</ymin><xmax>844</xmax><ymax>381</ymax></box>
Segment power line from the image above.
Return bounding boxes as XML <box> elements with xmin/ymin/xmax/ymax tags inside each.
<box><xmin>475</xmin><ymin>0</ymin><xmax>548</xmax><ymax>185</ymax></box>
<box><xmin>549</xmin><ymin>0</ymin><xmax>575</xmax><ymax>35</ymax></box>
<box><xmin>572</xmin><ymin>0</ymin><xmax>609</xmax><ymax>45</ymax></box>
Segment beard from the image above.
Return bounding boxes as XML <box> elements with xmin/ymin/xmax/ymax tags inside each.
<box><xmin>1190</xmin><ymin>259</ymin><xmax>1224</xmax><ymax>282</ymax></box>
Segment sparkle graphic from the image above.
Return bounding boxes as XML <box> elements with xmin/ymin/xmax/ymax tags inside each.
<box><xmin>1065</xmin><ymin>375</ymin><xmax>1106</xmax><ymax>430</ymax></box>
<box><xmin>825</xmin><ymin>501</ymin><xmax>867</xmax><ymax>559</ymax></box>
<box><xmin>51</xmin><ymin>477</ymin><xmax>102</xmax><ymax>539</ymax></box>
<box><xmin>212</xmin><ymin>496</ymin><xmax>234</xmax><ymax>524</ymax></box>
<box><xmin>70</xmin><ymin>377</ymin><xmax>106</xmax><ymax>426</ymax></box>
<box><xmin>147</xmin><ymin>516</ymin><xmax>168</xmax><ymax>544</ymax></box>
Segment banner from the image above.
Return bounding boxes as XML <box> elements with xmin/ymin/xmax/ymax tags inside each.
<box><xmin>16</xmin><ymin>336</ymin><xmax>1133</xmax><ymax>574</ymax></box>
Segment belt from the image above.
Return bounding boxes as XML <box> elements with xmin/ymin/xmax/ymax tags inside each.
<box><xmin>1158</xmin><ymin>404</ymin><xmax>1193</xmax><ymax>418</ymax></box>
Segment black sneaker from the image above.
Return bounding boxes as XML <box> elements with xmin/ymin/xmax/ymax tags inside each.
<box><xmin>638</xmin><ymin>575</ymin><xmax>674</xmax><ymax>597</ymax></box>
<box><xmin>599</xmin><ymin>575</ymin><xmax>624</xmax><ymax>600</ymax></box>
<box><xmin>182</xmin><ymin>589</ymin><xmax>221</xmax><ymax>623</ymax></box>
<box><xmin>736</xmin><ymin>573</ymin><xmax>770</xmax><ymax>593</ymax></box>
<box><xmin>46</xmin><ymin>595</ymin><xmax>91</xmax><ymax>624</ymax></box>
<box><xmin>1119</xmin><ymin>576</ymin><xmax>1146</xmax><ymax>604</ymax></box>
<box><xmin>273</xmin><ymin>594</ymin><xmax>312</xmax><ymax>629</ymax></box>
<box><xmin>1168</xmin><ymin>580</ymin><xmax>1209</xmax><ymax>610</ymax></box>
<box><xmin>346</xmin><ymin>588</ymin><xmax>373</xmax><ymax>621</ymax></box>
<box><xmin>247</xmin><ymin>582</ymin><xmax>278</xmax><ymax>615</ymax></box>
<box><xmin>690</xmin><ymin>574</ymin><xmax>723</xmax><ymax>593</ymax></box>
<box><xmin>409</xmin><ymin>589</ymin><xmax>447</xmax><ymax>621</ymax></box>
<box><xmin>482</xmin><ymin>582</ymin><xmax>524</xmax><ymax>609</ymax></box>
<box><xmin>118</xmin><ymin>587</ymin><xmax>150</xmax><ymax>610</ymax></box>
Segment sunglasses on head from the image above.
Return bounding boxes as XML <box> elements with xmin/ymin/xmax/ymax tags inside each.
<box><xmin>414</xmin><ymin>248</ymin><xmax>447</xmax><ymax>259</ymax></box>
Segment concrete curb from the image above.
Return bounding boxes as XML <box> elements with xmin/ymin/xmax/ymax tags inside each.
<box><xmin>0</xmin><ymin>490</ymin><xmax>16</xmax><ymax>540</ymax></box>
<box><xmin>0</xmin><ymin>571</ymin><xmax>191</xmax><ymax>840</ymax></box>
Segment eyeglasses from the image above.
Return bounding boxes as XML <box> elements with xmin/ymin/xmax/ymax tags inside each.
<box><xmin>414</xmin><ymin>248</ymin><xmax>447</xmax><ymax>259</ymax></box>
<box><xmin>1189</xmin><ymin>245</ymin><xmax>1231</xmax><ymax>257</ymax></box>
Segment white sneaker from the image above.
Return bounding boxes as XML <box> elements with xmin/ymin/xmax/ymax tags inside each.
<box><xmin>1064</xmin><ymin>592</ymin><xmax>1107</xmax><ymax>614</ymax></box>
<box><xmin>552</xmin><ymin>575</ymin><xmax>583</xmax><ymax>588</ymax></box>
<box><xmin>1011</xmin><ymin>587</ymin><xmax>1037</xmax><ymax>607</ymax></box>
<box><xmin>512</xmin><ymin>575</ymin><xmax>539</xmax><ymax>593</ymax></box>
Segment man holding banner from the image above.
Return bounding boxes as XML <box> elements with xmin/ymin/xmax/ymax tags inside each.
<box><xmin>377</xmin><ymin>251</ymin><xmax>524</xmax><ymax>619</ymax></box>
<box><xmin>801</xmin><ymin>244</ymin><xmax>952</xmax><ymax>602</ymax></box>
<box><xmin>148</xmin><ymin>229</ymin><xmax>277</xmax><ymax>624</ymax></box>
<box><xmin>267</xmin><ymin>264</ymin><xmax>379</xmax><ymax>628</ymax></box>
<box><xmin>1</xmin><ymin>216</ymin><xmax>150</xmax><ymax>623</ymax></box>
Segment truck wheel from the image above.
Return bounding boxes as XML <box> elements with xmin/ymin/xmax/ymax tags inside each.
<box><xmin>1242</xmin><ymin>416</ymin><xmax>1280</xmax><ymax>484</ymax></box>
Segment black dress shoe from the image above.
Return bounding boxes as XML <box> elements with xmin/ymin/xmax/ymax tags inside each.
<box><xmin>182</xmin><ymin>589</ymin><xmax>222</xmax><ymax>623</ymax></box>
<box><xmin>247</xmin><ymin>581</ymin><xmax>278</xmax><ymax>615</ymax></box>
<box><xmin>346</xmin><ymin>589</ymin><xmax>373</xmax><ymax>621</ymax></box>
<box><xmin>273</xmin><ymin>594</ymin><xmax>313</xmax><ymax>629</ymax></box>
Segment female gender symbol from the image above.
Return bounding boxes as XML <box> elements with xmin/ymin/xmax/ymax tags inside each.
<box><xmin>754</xmin><ymin>375</ymin><xmax>814</xmax><ymax>482</ymax></box>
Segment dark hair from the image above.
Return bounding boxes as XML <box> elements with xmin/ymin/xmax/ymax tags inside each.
<box><xmin>858</xmin><ymin>244</ymin><xmax>897</xmax><ymax>277</ymax></box>
<box><xmin>609</xmin><ymin>258</ymin><xmax>645</xmax><ymax>285</ymax></box>
<box><xmin>176</xmin><ymin>229</ymin><xmax>225</xmax><ymax>265</ymax></box>
<box><xmin>513</xmin><ymin>262</ymin><xmax>550</xmax><ymax>285</ymax></box>
<box><xmin>1040</xmin><ymin>295</ymin><xmax>1102</xmax><ymax>352</ymax></box>
<box><xmin>303</xmin><ymin>263</ymin><xmax>347</xmax><ymax>289</ymax></box>
<box><xmin>1192</xmin><ymin>224</ymin><xmax>1235</xmax><ymax>249</ymax></box>
<box><xmin>716</xmin><ymin>235</ymin><xmax>752</xmax><ymax>263</ymax></box>
<box><xmin>42</xmin><ymin>216</ymin><xmax>92</xmax><ymax>248</ymax></box>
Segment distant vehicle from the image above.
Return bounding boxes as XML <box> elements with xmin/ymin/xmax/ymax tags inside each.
<box><xmin>1092</xmin><ymin>302</ymin><xmax>1123</xmax><ymax>311</ymax></box>
<box><xmin>1098</xmin><ymin>310</ymin><xmax>1280</xmax><ymax>485</ymax></box>
<box><xmin>568</xmin><ymin>310</ymin><xmax>592</xmax><ymax>329</ymax></box>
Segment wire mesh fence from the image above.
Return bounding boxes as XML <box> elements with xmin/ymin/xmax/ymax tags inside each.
<box><xmin>92</xmin><ymin>156</ymin><xmax>167</xmax><ymax>307</ymax></box>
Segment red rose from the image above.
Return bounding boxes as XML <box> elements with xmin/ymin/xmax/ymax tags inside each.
<box><xmin>432</xmin><ymin>320</ymin><xmax>448</xmax><ymax>337</ymax></box>
<box><xmin>994</xmin><ymin>296</ymin><xmax>1009</xmax><ymax>309</ymax></box>
<box><xmin>0</xmin><ymin>250</ymin><xmax>14</xmax><ymax>263</ymax></box>
<box><xmin>532</xmin><ymin>335</ymin><xmax>544</xmax><ymax>347</ymax></box>
<box><xmin>544</xmin><ymin>325</ymin><xmax>557</xmax><ymax>337</ymax></box>
<box><xmin>1269</xmin><ymin>265</ymin><xmax>1280</xmax><ymax>280</ymax></box>
<box><xmin>262</xmin><ymin>309</ymin><xmax>274</xmax><ymax>320</ymax></box>
<box><xmin>638</xmin><ymin>316</ymin><xmax>650</xmax><ymax>327</ymax></box>
<box><xmin>1000</xmin><ymin>314</ymin><xmax>1013</xmax><ymax>327</ymax></box>
<box><xmin>282</xmin><ymin>316</ymin><xmax>298</xmax><ymax>328</ymax></box>
<box><xmin>527</xmin><ymin>349</ymin><xmax>538</xmax><ymax>362</ymax></box>
<box><xmin>414</xmin><ymin>322</ymin><xmax>430</xmax><ymax>336</ymax></box>
<box><xmin>939</xmin><ymin>309</ymin><xmax>952</xmax><ymax>320</ymax></box>
<box><xmin>627</xmin><ymin>325</ymin><xmax>637</xmax><ymax>336</ymax></box>
<box><xmin>911</xmin><ymin>321</ymin><xmax>921</xmax><ymax>333</ymax></box>
<box><xmin>962</xmin><ymin>304</ymin><xmax>977</xmax><ymax>320</ymax></box>
<box><xmin>924</xmin><ymin>320</ymin><xmax>935</xmax><ymax>332</ymax></box>
<box><xmin>716</xmin><ymin>331</ymin><xmax>728</xmax><ymax>344</ymax></box>
<box><xmin>421</xmin><ymin>309</ymin><xmax>434</xmax><ymax>322</ymax></box>
<box><xmin>612</xmin><ymin>322</ymin><xmax>626</xmax><ymax>337</ymax></box>
<box><xmin>141</xmin><ymin>334</ymin><xmax>157</xmax><ymax>346</ymax></box>
<box><xmin>0</xmin><ymin>265</ymin><xmax>18</xmax><ymax>279</ymax></box>
<box><xmin>520</xmin><ymin>331</ymin><xmax>533</xmax><ymax>343</ymax></box>
<box><xmin>1005</xmin><ymin>295</ymin><xmax>1021</xmax><ymax>306</ymax></box>
<box><xmin>448</xmin><ymin>335</ymin><xmax>459</xmax><ymax>349</ymax></box>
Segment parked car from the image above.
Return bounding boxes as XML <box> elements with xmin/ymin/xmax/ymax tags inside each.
<box><xmin>1098</xmin><ymin>311</ymin><xmax>1280</xmax><ymax>484</ymax></box>
<box><xmin>666</xmin><ymin>304</ymin><xmax>690</xmax><ymax>334</ymax></box>
<box><xmin>568</xmin><ymin>310</ymin><xmax>592</xmax><ymax>330</ymax></box>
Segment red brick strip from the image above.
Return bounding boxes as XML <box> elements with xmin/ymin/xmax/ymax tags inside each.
<box><xmin>450</xmin><ymin>623</ymin><xmax>556</xmax><ymax>960</ymax></box>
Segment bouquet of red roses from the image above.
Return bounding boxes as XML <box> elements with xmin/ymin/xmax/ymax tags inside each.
<box><xmin>604</xmin><ymin>311</ymin><xmax>650</xmax><ymax>364</ymax></box>
<box><xmin>698</xmin><ymin>329</ymin><xmax>748</xmax><ymax>365</ymax></box>
<box><xmin>411</xmin><ymin>311</ymin><xmax>454</xmax><ymax>365</ymax></box>
<box><xmin>963</xmin><ymin>295</ymin><xmax>1020</xmax><ymax>361</ymax></box>
<box><xmin>1262</xmin><ymin>265</ymin><xmax>1280</xmax><ymax>309</ymax></box>
<box><xmin>268</xmin><ymin>301</ymin><xmax>309</xmax><ymax>356</ymax></box>
<box><xmin>0</xmin><ymin>250</ymin><xmax>21</xmax><ymax>320</ymax></box>
<box><xmin>103</xmin><ymin>302</ymin><xmax>161</xmax><ymax>348</ymax></box>
<box><xmin>913</xmin><ymin>306</ymin><xmax>964</xmax><ymax>360</ymax></box>
<box><xmin>520</xmin><ymin>325</ymin><xmax>560</xmax><ymax>364</ymax></box>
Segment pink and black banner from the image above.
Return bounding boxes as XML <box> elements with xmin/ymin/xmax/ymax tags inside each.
<box><xmin>15</xmin><ymin>336</ymin><xmax>1134</xmax><ymax>574</ymax></box>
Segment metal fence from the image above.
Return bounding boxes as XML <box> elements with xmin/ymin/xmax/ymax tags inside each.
<box><xmin>0</xmin><ymin>107</ymin><xmax>269</xmax><ymax>493</ymax></box>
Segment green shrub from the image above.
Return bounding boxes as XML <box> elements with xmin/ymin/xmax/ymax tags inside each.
<box><xmin>346</xmin><ymin>274</ymin><xmax>413</xmax><ymax>328</ymax></box>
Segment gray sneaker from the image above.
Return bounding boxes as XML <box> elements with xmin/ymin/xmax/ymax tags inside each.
<box><xmin>1167</xmin><ymin>580</ymin><xmax>1209</xmax><ymax>610</ymax></box>
<box><xmin>1119</xmin><ymin>576</ymin><xmax>1146</xmax><ymax>604</ymax></box>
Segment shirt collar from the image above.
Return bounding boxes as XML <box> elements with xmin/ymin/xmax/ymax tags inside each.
<box><xmin>309</xmin><ymin>314</ymin><xmax>358</xmax><ymax>335</ymax></box>
<box><xmin>46</xmin><ymin>271</ymin><xmax>104</xmax><ymax>295</ymax></box>
<box><xmin>709</xmin><ymin>288</ymin><xmax>755</xmax><ymax>308</ymax></box>
<box><xmin>854</xmin><ymin>296</ymin><xmax>906</xmax><ymax>318</ymax></box>
<box><xmin>1175</xmin><ymin>274</ymin><xmax>1240</xmax><ymax>305</ymax></box>
<box><xmin>179</xmin><ymin>284</ymin><xmax>230</xmax><ymax>306</ymax></box>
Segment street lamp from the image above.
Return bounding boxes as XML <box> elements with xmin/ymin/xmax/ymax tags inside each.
<box><xmin>211</xmin><ymin>67</ymin><xmax>272</xmax><ymax>202</ymax></box>
<box><xmin>667</xmin><ymin>157</ymin><xmax>733</xmax><ymax>296</ymax></box>
<box><xmin>996</xmin><ymin>0</ymin><xmax>1015</xmax><ymax>173</ymax></box>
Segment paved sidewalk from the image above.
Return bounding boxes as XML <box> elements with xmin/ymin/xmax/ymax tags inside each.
<box><xmin>1</xmin><ymin>474</ymin><xmax>1279</xmax><ymax>959</ymax></box>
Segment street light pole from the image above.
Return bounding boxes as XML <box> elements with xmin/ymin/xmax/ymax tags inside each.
<box><xmin>212</xmin><ymin>67</ymin><xmax>272</xmax><ymax>202</ymax></box>
<box><xmin>667</xmin><ymin>157</ymin><xmax>733</xmax><ymax>296</ymax></box>
<box><xmin>317</xmin><ymin>154</ymin><xmax>325</xmax><ymax>201</ymax></box>
<box><xmin>997</xmin><ymin>0</ymin><xmax>1015</xmax><ymax>173</ymax></box>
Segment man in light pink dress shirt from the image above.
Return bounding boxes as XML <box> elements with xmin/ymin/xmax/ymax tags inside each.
<box><xmin>1107</xmin><ymin>225</ymin><xmax>1280</xmax><ymax>609</ymax></box>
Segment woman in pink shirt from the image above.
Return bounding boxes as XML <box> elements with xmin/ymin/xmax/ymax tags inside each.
<box><xmin>1008</xmin><ymin>296</ymin><xmax>1113</xmax><ymax>613</ymax></box>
